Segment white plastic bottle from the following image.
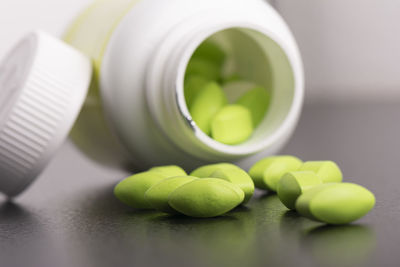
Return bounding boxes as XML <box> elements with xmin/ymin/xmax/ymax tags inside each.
<box><xmin>65</xmin><ymin>0</ymin><xmax>304</xmax><ymax>171</ymax></box>
<box><xmin>0</xmin><ymin>0</ymin><xmax>303</xmax><ymax>196</ymax></box>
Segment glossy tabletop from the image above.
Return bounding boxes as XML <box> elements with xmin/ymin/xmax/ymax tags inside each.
<box><xmin>1</xmin><ymin>101</ymin><xmax>399</xmax><ymax>267</ymax></box>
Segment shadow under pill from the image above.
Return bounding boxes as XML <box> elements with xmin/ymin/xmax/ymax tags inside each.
<box><xmin>148</xmin><ymin>208</ymin><xmax>259</xmax><ymax>267</ymax></box>
<box><xmin>302</xmin><ymin>224</ymin><xmax>376</xmax><ymax>267</ymax></box>
<box><xmin>280</xmin><ymin>210</ymin><xmax>322</xmax><ymax>233</ymax></box>
<box><xmin>254</xmin><ymin>190</ymin><xmax>276</xmax><ymax>199</ymax></box>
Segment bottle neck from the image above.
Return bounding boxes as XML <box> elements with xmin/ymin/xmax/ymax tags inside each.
<box><xmin>146</xmin><ymin>12</ymin><xmax>303</xmax><ymax>162</ymax></box>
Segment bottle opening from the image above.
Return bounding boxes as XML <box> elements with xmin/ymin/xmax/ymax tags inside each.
<box><xmin>180</xmin><ymin>27</ymin><xmax>297</xmax><ymax>154</ymax></box>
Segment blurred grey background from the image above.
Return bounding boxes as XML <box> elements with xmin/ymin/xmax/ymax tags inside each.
<box><xmin>0</xmin><ymin>0</ymin><xmax>399</xmax><ymax>103</ymax></box>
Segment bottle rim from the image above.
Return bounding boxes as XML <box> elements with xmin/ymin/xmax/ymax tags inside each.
<box><xmin>146</xmin><ymin>18</ymin><xmax>304</xmax><ymax>161</ymax></box>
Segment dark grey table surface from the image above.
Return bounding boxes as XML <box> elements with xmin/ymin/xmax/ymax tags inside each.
<box><xmin>1</xmin><ymin>101</ymin><xmax>399</xmax><ymax>267</ymax></box>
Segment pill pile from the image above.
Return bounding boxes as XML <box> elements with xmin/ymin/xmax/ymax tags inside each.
<box><xmin>114</xmin><ymin>156</ymin><xmax>375</xmax><ymax>224</ymax></box>
<box><xmin>184</xmin><ymin>40</ymin><xmax>270</xmax><ymax>145</ymax></box>
<box><xmin>249</xmin><ymin>156</ymin><xmax>375</xmax><ymax>224</ymax></box>
<box><xmin>114</xmin><ymin>164</ymin><xmax>254</xmax><ymax>217</ymax></box>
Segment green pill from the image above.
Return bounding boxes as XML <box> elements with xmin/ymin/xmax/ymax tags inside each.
<box><xmin>191</xmin><ymin>40</ymin><xmax>226</xmax><ymax>68</ymax></box>
<box><xmin>145</xmin><ymin>176</ymin><xmax>197</xmax><ymax>213</ymax></box>
<box><xmin>148</xmin><ymin>165</ymin><xmax>187</xmax><ymax>177</ymax></box>
<box><xmin>189</xmin><ymin>82</ymin><xmax>227</xmax><ymax>135</ymax></box>
<box><xmin>168</xmin><ymin>178</ymin><xmax>244</xmax><ymax>218</ymax></box>
<box><xmin>222</xmin><ymin>73</ymin><xmax>241</xmax><ymax>84</ymax></box>
<box><xmin>236</xmin><ymin>86</ymin><xmax>270</xmax><ymax>127</ymax></box>
<box><xmin>190</xmin><ymin>163</ymin><xmax>242</xmax><ymax>178</ymax></box>
<box><xmin>191</xmin><ymin>163</ymin><xmax>254</xmax><ymax>203</ymax></box>
<box><xmin>211</xmin><ymin>105</ymin><xmax>253</xmax><ymax>145</ymax></box>
<box><xmin>222</xmin><ymin>80</ymin><xmax>257</xmax><ymax>103</ymax></box>
<box><xmin>210</xmin><ymin>168</ymin><xmax>255</xmax><ymax>203</ymax></box>
<box><xmin>184</xmin><ymin>75</ymin><xmax>210</xmax><ymax>109</ymax></box>
<box><xmin>277</xmin><ymin>171</ymin><xmax>322</xmax><ymax>210</ymax></box>
<box><xmin>295</xmin><ymin>183</ymin><xmax>375</xmax><ymax>224</ymax></box>
<box><xmin>249</xmin><ymin>156</ymin><xmax>303</xmax><ymax>191</ymax></box>
<box><xmin>185</xmin><ymin>58</ymin><xmax>221</xmax><ymax>81</ymax></box>
<box><xmin>299</xmin><ymin>161</ymin><xmax>343</xmax><ymax>183</ymax></box>
<box><xmin>114</xmin><ymin>172</ymin><xmax>168</xmax><ymax>209</ymax></box>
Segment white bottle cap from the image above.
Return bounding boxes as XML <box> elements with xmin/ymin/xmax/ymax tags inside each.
<box><xmin>0</xmin><ymin>31</ymin><xmax>92</xmax><ymax>197</ymax></box>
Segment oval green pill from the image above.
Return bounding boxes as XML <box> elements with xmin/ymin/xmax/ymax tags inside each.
<box><xmin>221</xmin><ymin>80</ymin><xmax>257</xmax><ymax>102</ymax></box>
<box><xmin>277</xmin><ymin>171</ymin><xmax>322</xmax><ymax>210</ymax></box>
<box><xmin>185</xmin><ymin>58</ymin><xmax>221</xmax><ymax>81</ymax></box>
<box><xmin>210</xmin><ymin>168</ymin><xmax>254</xmax><ymax>204</ymax></box>
<box><xmin>299</xmin><ymin>161</ymin><xmax>343</xmax><ymax>183</ymax></box>
<box><xmin>189</xmin><ymin>82</ymin><xmax>227</xmax><ymax>135</ymax></box>
<box><xmin>295</xmin><ymin>183</ymin><xmax>375</xmax><ymax>224</ymax></box>
<box><xmin>191</xmin><ymin>165</ymin><xmax>247</xmax><ymax>201</ymax></box>
<box><xmin>236</xmin><ymin>86</ymin><xmax>270</xmax><ymax>127</ymax></box>
<box><xmin>144</xmin><ymin>176</ymin><xmax>197</xmax><ymax>213</ymax></box>
<box><xmin>114</xmin><ymin>172</ymin><xmax>168</xmax><ymax>209</ymax></box>
<box><xmin>148</xmin><ymin>165</ymin><xmax>187</xmax><ymax>177</ymax></box>
<box><xmin>191</xmin><ymin>40</ymin><xmax>226</xmax><ymax>68</ymax></box>
<box><xmin>168</xmin><ymin>178</ymin><xmax>244</xmax><ymax>218</ymax></box>
<box><xmin>184</xmin><ymin>75</ymin><xmax>210</xmax><ymax>109</ymax></box>
<box><xmin>211</xmin><ymin>105</ymin><xmax>253</xmax><ymax>145</ymax></box>
<box><xmin>190</xmin><ymin>163</ymin><xmax>242</xmax><ymax>178</ymax></box>
<box><xmin>249</xmin><ymin>156</ymin><xmax>303</xmax><ymax>191</ymax></box>
<box><xmin>222</xmin><ymin>73</ymin><xmax>241</xmax><ymax>84</ymax></box>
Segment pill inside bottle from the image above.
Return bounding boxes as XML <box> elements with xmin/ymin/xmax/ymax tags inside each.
<box><xmin>183</xmin><ymin>29</ymin><xmax>273</xmax><ymax>145</ymax></box>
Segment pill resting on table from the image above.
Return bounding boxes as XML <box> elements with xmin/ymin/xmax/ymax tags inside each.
<box><xmin>295</xmin><ymin>183</ymin><xmax>375</xmax><ymax>224</ymax></box>
<box><xmin>190</xmin><ymin>163</ymin><xmax>242</xmax><ymax>178</ymax></box>
<box><xmin>148</xmin><ymin>165</ymin><xmax>187</xmax><ymax>177</ymax></box>
<box><xmin>168</xmin><ymin>178</ymin><xmax>244</xmax><ymax>218</ymax></box>
<box><xmin>277</xmin><ymin>171</ymin><xmax>322</xmax><ymax>210</ymax></box>
<box><xmin>209</xmin><ymin>168</ymin><xmax>254</xmax><ymax>203</ymax></box>
<box><xmin>191</xmin><ymin>163</ymin><xmax>254</xmax><ymax>203</ymax></box>
<box><xmin>299</xmin><ymin>161</ymin><xmax>343</xmax><ymax>183</ymax></box>
<box><xmin>249</xmin><ymin>155</ymin><xmax>303</xmax><ymax>191</ymax></box>
<box><xmin>114</xmin><ymin>172</ymin><xmax>169</xmax><ymax>209</ymax></box>
<box><xmin>145</xmin><ymin>176</ymin><xmax>197</xmax><ymax>213</ymax></box>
